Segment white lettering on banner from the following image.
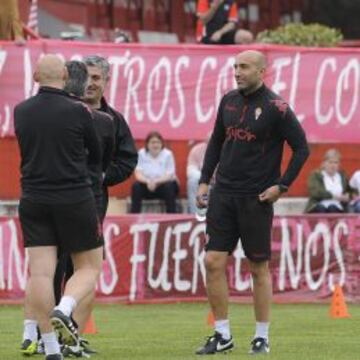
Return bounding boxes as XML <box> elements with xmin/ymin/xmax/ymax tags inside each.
<box><xmin>169</xmin><ymin>56</ymin><xmax>189</xmax><ymax>128</ymax></box>
<box><xmin>0</xmin><ymin>50</ymin><xmax>6</xmax><ymax>72</ymax></box>
<box><xmin>24</xmin><ymin>49</ymin><xmax>39</xmax><ymax>100</ymax></box>
<box><xmin>147</xmin><ymin>223</ymin><xmax>171</xmax><ymax>291</ymax></box>
<box><xmin>277</xmin><ymin>218</ymin><xmax>348</xmax><ymax>292</ymax></box>
<box><xmin>188</xmin><ymin>223</ymin><xmax>206</xmax><ymax>293</ymax></box>
<box><xmin>0</xmin><ymin>104</ymin><xmax>11</xmax><ymax>137</ymax></box>
<box><xmin>289</xmin><ymin>53</ymin><xmax>305</xmax><ymax>122</ymax></box>
<box><xmin>128</xmin><ymin>220</ymin><xmax>208</xmax><ymax>299</ymax></box>
<box><xmin>315</xmin><ymin>58</ymin><xmax>336</xmax><ymax>125</ymax></box>
<box><xmin>271</xmin><ymin>57</ymin><xmax>292</xmax><ymax>95</ymax></box>
<box><xmin>336</xmin><ymin>59</ymin><xmax>359</xmax><ymax>125</ymax></box>
<box><xmin>123</xmin><ymin>55</ymin><xmax>145</xmax><ymax>122</ymax></box>
<box><xmin>305</xmin><ymin>222</ymin><xmax>331</xmax><ymax>291</ymax></box>
<box><xmin>172</xmin><ymin>222</ymin><xmax>192</xmax><ymax>291</ymax></box>
<box><xmin>0</xmin><ymin>51</ymin><xmax>10</xmax><ymax>136</ymax></box>
<box><xmin>233</xmin><ymin>242</ymin><xmax>251</xmax><ymax>291</ymax></box>
<box><xmin>278</xmin><ymin>219</ymin><xmax>303</xmax><ymax>290</ymax></box>
<box><xmin>99</xmin><ymin>223</ymin><xmax>120</xmax><ymax>295</ymax></box>
<box><xmin>195</xmin><ymin>57</ymin><xmax>217</xmax><ymax>123</ymax></box>
<box><xmin>129</xmin><ymin>223</ymin><xmax>148</xmax><ymax>301</ymax></box>
<box><xmin>216</xmin><ymin>57</ymin><xmax>236</xmax><ymax>108</ymax></box>
<box><xmin>108</xmin><ymin>53</ymin><xmax>131</xmax><ymax>109</ymax></box>
<box><xmin>147</xmin><ymin>57</ymin><xmax>171</xmax><ymax>123</ymax></box>
<box><xmin>271</xmin><ymin>55</ymin><xmax>304</xmax><ymax>121</ymax></box>
<box><xmin>328</xmin><ymin>221</ymin><xmax>347</xmax><ymax>290</ymax></box>
<box><xmin>24</xmin><ymin>49</ymin><xmax>33</xmax><ymax>100</ymax></box>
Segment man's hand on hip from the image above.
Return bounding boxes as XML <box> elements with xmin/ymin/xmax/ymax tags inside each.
<box><xmin>196</xmin><ymin>183</ymin><xmax>209</xmax><ymax>208</ymax></box>
<box><xmin>259</xmin><ymin>185</ymin><xmax>282</xmax><ymax>203</ymax></box>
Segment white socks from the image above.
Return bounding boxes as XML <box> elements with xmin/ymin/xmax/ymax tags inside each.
<box><xmin>42</xmin><ymin>332</ymin><xmax>60</xmax><ymax>355</ymax></box>
<box><xmin>23</xmin><ymin>319</ymin><xmax>38</xmax><ymax>341</ymax></box>
<box><xmin>55</xmin><ymin>295</ymin><xmax>77</xmax><ymax>317</ymax></box>
<box><xmin>255</xmin><ymin>321</ymin><xmax>270</xmax><ymax>340</ymax></box>
<box><xmin>215</xmin><ymin>319</ymin><xmax>231</xmax><ymax>340</ymax></box>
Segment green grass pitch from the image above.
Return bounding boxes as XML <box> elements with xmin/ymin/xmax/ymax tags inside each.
<box><xmin>0</xmin><ymin>303</ymin><xmax>359</xmax><ymax>359</ymax></box>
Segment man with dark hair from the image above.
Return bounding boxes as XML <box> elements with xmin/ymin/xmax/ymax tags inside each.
<box><xmin>63</xmin><ymin>60</ymin><xmax>114</xmax><ymax>342</ymax></box>
<box><xmin>64</xmin><ymin>60</ymin><xmax>115</xmax><ymax>221</ymax></box>
<box><xmin>195</xmin><ymin>50</ymin><xmax>309</xmax><ymax>355</ymax></box>
<box><xmin>83</xmin><ymin>55</ymin><xmax>138</xmax><ymax>210</ymax></box>
<box><xmin>15</xmin><ymin>54</ymin><xmax>103</xmax><ymax>360</ymax></box>
<box><xmin>55</xmin><ymin>60</ymin><xmax>114</xmax><ymax>357</ymax></box>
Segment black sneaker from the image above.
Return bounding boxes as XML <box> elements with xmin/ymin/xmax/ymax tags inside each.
<box><xmin>61</xmin><ymin>343</ymin><xmax>83</xmax><ymax>358</ymax></box>
<box><xmin>249</xmin><ymin>337</ymin><xmax>270</xmax><ymax>355</ymax></box>
<box><xmin>195</xmin><ymin>332</ymin><xmax>234</xmax><ymax>355</ymax></box>
<box><xmin>50</xmin><ymin>309</ymin><xmax>78</xmax><ymax>346</ymax></box>
<box><xmin>45</xmin><ymin>354</ymin><xmax>63</xmax><ymax>360</ymax></box>
<box><xmin>79</xmin><ymin>337</ymin><xmax>97</xmax><ymax>355</ymax></box>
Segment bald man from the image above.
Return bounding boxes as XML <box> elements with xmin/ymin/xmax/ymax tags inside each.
<box><xmin>14</xmin><ymin>54</ymin><xmax>103</xmax><ymax>360</ymax></box>
<box><xmin>195</xmin><ymin>50</ymin><xmax>309</xmax><ymax>355</ymax></box>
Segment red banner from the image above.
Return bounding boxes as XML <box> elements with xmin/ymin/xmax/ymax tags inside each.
<box><xmin>0</xmin><ymin>41</ymin><xmax>360</xmax><ymax>142</ymax></box>
<box><xmin>1</xmin><ymin>214</ymin><xmax>360</xmax><ymax>303</ymax></box>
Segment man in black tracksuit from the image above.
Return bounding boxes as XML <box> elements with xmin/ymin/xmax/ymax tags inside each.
<box><xmin>53</xmin><ymin>61</ymin><xmax>115</xmax><ymax>350</ymax></box>
<box><xmin>83</xmin><ymin>55</ymin><xmax>138</xmax><ymax>212</ymax></box>
<box><xmin>195</xmin><ymin>50</ymin><xmax>309</xmax><ymax>356</ymax></box>
<box><xmin>15</xmin><ymin>55</ymin><xmax>103</xmax><ymax>360</ymax></box>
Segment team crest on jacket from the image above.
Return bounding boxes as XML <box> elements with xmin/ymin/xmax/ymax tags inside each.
<box><xmin>255</xmin><ymin>107</ymin><xmax>262</xmax><ymax>120</ymax></box>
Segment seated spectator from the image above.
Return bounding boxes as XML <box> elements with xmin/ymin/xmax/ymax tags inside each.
<box><xmin>130</xmin><ymin>131</ymin><xmax>179</xmax><ymax>213</ymax></box>
<box><xmin>0</xmin><ymin>0</ymin><xmax>25</xmax><ymax>44</ymax></box>
<box><xmin>305</xmin><ymin>149</ymin><xmax>352</xmax><ymax>213</ymax></box>
<box><xmin>349</xmin><ymin>170</ymin><xmax>360</xmax><ymax>213</ymax></box>
<box><xmin>196</xmin><ymin>0</ymin><xmax>253</xmax><ymax>45</ymax></box>
<box><xmin>187</xmin><ymin>139</ymin><xmax>208</xmax><ymax>214</ymax></box>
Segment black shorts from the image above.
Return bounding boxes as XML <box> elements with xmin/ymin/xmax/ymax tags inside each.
<box><xmin>19</xmin><ymin>197</ymin><xmax>103</xmax><ymax>253</ymax></box>
<box><xmin>205</xmin><ymin>190</ymin><xmax>273</xmax><ymax>262</ymax></box>
<box><xmin>201</xmin><ymin>30</ymin><xmax>236</xmax><ymax>45</ymax></box>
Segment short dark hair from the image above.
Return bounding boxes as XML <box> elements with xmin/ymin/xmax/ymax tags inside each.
<box><xmin>64</xmin><ymin>60</ymin><xmax>88</xmax><ymax>97</ymax></box>
<box><xmin>145</xmin><ymin>131</ymin><xmax>164</xmax><ymax>152</ymax></box>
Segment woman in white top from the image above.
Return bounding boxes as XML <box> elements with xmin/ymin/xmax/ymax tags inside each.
<box><xmin>305</xmin><ymin>149</ymin><xmax>352</xmax><ymax>213</ymax></box>
<box><xmin>130</xmin><ymin>131</ymin><xmax>179</xmax><ymax>213</ymax></box>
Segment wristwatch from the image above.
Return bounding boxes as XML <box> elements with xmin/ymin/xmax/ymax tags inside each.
<box><xmin>278</xmin><ymin>184</ymin><xmax>289</xmax><ymax>193</ymax></box>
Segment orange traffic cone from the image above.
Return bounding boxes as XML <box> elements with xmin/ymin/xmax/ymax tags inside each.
<box><xmin>83</xmin><ymin>314</ymin><xmax>97</xmax><ymax>334</ymax></box>
<box><xmin>329</xmin><ymin>285</ymin><xmax>350</xmax><ymax>319</ymax></box>
<box><xmin>207</xmin><ymin>310</ymin><xmax>215</xmax><ymax>327</ymax></box>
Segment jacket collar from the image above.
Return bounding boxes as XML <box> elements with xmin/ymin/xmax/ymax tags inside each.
<box><xmin>38</xmin><ymin>86</ymin><xmax>69</xmax><ymax>97</ymax></box>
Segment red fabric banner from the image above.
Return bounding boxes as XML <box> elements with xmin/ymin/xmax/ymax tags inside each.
<box><xmin>1</xmin><ymin>214</ymin><xmax>359</xmax><ymax>303</ymax></box>
<box><xmin>0</xmin><ymin>41</ymin><xmax>359</xmax><ymax>142</ymax></box>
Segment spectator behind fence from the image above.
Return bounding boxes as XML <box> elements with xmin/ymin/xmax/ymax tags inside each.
<box><xmin>0</xmin><ymin>0</ymin><xmax>25</xmax><ymax>44</ymax></box>
<box><xmin>305</xmin><ymin>149</ymin><xmax>352</xmax><ymax>213</ymax></box>
<box><xmin>130</xmin><ymin>131</ymin><xmax>179</xmax><ymax>213</ymax></box>
<box><xmin>349</xmin><ymin>170</ymin><xmax>360</xmax><ymax>213</ymax></box>
<box><xmin>187</xmin><ymin>138</ymin><xmax>209</xmax><ymax>214</ymax></box>
<box><xmin>196</xmin><ymin>0</ymin><xmax>253</xmax><ymax>45</ymax></box>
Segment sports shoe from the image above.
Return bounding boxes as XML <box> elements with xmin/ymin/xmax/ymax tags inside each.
<box><xmin>79</xmin><ymin>338</ymin><xmax>97</xmax><ymax>355</ymax></box>
<box><xmin>20</xmin><ymin>339</ymin><xmax>38</xmax><ymax>355</ymax></box>
<box><xmin>249</xmin><ymin>337</ymin><xmax>270</xmax><ymax>355</ymax></box>
<box><xmin>37</xmin><ymin>339</ymin><xmax>45</xmax><ymax>354</ymax></box>
<box><xmin>45</xmin><ymin>354</ymin><xmax>63</xmax><ymax>360</ymax></box>
<box><xmin>195</xmin><ymin>332</ymin><xmax>234</xmax><ymax>355</ymax></box>
<box><xmin>50</xmin><ymin>309</ymin><xmax>78</xmax><ymax>346</ymax></box>
<box><xmin>62</xmin><ymin>343</ymin><xmax>90</xmax><ymax>358</ymax></box>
